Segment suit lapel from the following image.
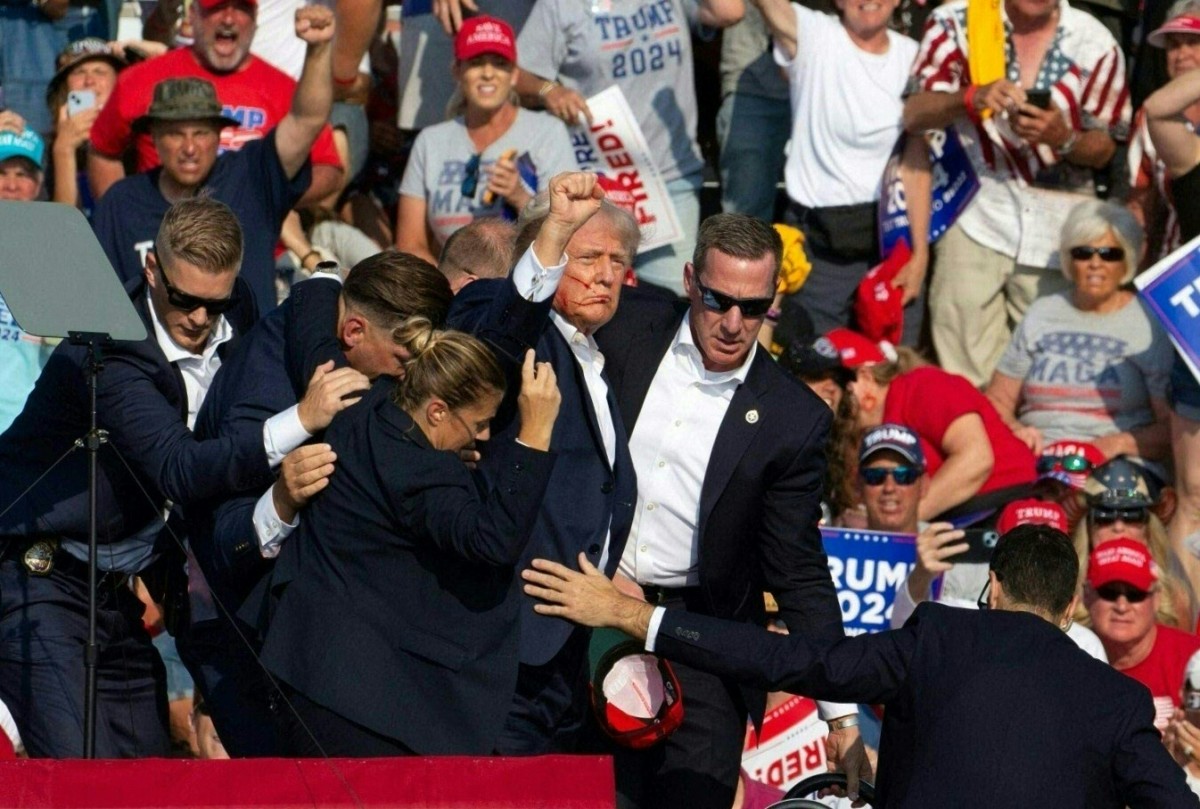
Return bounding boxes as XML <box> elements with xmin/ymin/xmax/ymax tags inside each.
<box><xmin>698</xmin><ymin>352</ymin><xmax>771</xmax><ymax>530</ymax></box>
<box><xmin>614</xmin><ymin>318</ymin><xmax>677</xmax><ymax>433</ymax></box>
<box><xmin>554</xmin><ymin>329</ymin><xmax>614</xmax><ymax>470</ymax></box>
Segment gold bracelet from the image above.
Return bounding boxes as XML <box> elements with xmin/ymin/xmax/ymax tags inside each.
<box><xmin>538</xmin><ymin>80</ymin><xmax>560</xmax><ymax>99</ymax></box>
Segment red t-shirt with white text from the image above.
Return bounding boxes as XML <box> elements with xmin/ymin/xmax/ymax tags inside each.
<box><xmin>1120</xmin><ymin>625</ymin><xmax>1200</xmax><ymax>731</ymax></box>
<box><xmin>90</xmin><ymin>47</ymin><xmax>340</xmax><ymax>172</ymax></box>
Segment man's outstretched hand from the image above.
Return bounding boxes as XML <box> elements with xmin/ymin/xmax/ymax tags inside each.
<box><xmin>523</xmin><ymin>553</ymin><xmax>655</xmax><ymax>639</ymax></box>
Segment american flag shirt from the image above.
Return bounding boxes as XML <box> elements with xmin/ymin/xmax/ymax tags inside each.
<box><xmin>1127</xmin><ymin>106</ymin><xmax>1190</xmax><ymax>261</ymax></box>
<box><xmin>907</xmin><ymin>0</ymin><xmax>1130</xmax><ymax>258</ymax></box>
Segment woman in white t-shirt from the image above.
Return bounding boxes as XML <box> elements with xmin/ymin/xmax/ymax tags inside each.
<box><xmin>755</xmin><ymin>0</ymin><xmax>924</xmax><ymax>343</ymax></box>
<box><xmin>395</xmin><ymin>15</ymin><xmax>575</xmax><ymax>264</ymax></box>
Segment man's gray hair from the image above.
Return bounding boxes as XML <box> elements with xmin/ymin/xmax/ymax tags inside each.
<box><xmin>1058</xmin><ymin>199</ymin><xmax>1143</xmax><ymax>286</ymax></box>
<box><xmin>440</xmin><ymin>218</ymin><xmax>517</xmax><ymax>283</ymax></box>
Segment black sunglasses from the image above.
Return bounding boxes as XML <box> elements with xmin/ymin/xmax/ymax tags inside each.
<box><xmin>1069</xmin><ymin>246</ymin><xmax>1125</xmax><ymax>262</ymax></box>
<box><xmin>859</xmin><ymin>465</ymin><xmax>923</xmax><ymax>486</ymax></box>
<box><xmin>977</xmin><ymin>578</ymin><xmax>992</xmax><ymax>611</ymax></box>
<box><xmin>1090</xmin><ymin>507</ymin><xmax>1149</xmax><ymax>527</ymax></box>
<box><xmin>1036</xmin><ymin>453</ymin><xmax>1094</xmax><ymax>474</ymax></box>
<box><xmin>154</xmin><ymin>252</ymin><xmax>240</xmax><ymax>315</ymax></box>
<box><xmin>694</xmin><ymin>276</ymin><xmax>774</xmax><ymax>318</ymax></box>
<box><xmin>461</xmin><ymin>153</ymin><xmax>481</xmax><ymax>199</ymax></box>
<box><xmin>1095</xmin><ymin>583</ymin><xmax>1152</xmax><ymax>603</ymax></box>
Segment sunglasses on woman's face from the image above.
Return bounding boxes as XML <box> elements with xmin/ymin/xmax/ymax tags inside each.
<box><xmin>461</xmin><ymin>153</ymin><xmax>481</xmax><ymax>199</ymax></box>
<box><xmin>1036</xmin><ymin>453</ymin><xmax>1094</xmax><ymax>475</ymax></box>
<box><xmin>859</xmin><ymin>465</ymin><xmax>923</xmax><ymax>486</ymax></box>
<box><xmin>1090</xmin><ymin>507</ymin><xmax>1149</xmax><ymax>527</ymax></box>
<box><xmin>1095</xmin><ymin>583</ymin><xmax>1152</xmax><ymax>603</ymax></box>
<box><xmin>1069</xmin><ymin>245</ymin><xmax>1125</xmax><ymax>262</ymax></box>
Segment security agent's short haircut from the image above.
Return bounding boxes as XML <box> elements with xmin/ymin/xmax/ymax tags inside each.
<box><xmin>156</xmin><ymin>196</ymin><xmax>243</xmax><ymax>275</ymax></box>
<box><xmin>990</xmin><ymin>524</ymin><xmax>1079</xmax><ymax>617</ymax></box>
<box><xmin>439</xmin><ymin>218</ymin><xmax>517</xmax><ymax>284</ymax></box>
<box><xmin>691</xmin><ymin>213</ymin><xmax>782</xmax><ymax>280</ymax></box>
<box><xmin>342</xmin><ymin>250</ymin><xmax>453</xmax><ymax>334</ymax></box>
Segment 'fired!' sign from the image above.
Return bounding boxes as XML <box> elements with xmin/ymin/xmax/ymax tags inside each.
<box><xmin>570</xmin><ymin>86</ymin><xmax>683</xmax><ymax>254</ymax></box>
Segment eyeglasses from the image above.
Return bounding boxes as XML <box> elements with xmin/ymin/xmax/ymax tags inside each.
<box><xmin>153</xmin><ymin>251</ymin><xmax>240</xmax><ymax>315</ymax></box>
<box><xmin>1069</xmin><ymin>246</ymin><xmax>1125</xmax><ymax>262</ymax></box>
<box><xmin>1094</xmin><ymin>583</ymin><xmax>1152</xmax><ymax>603</ymax></box>
<box><xmin>461</xmin><ymin>154</ymin><xmax>481</xmax><ymax>199</ymax></box>
<box><xmin>694</xmin><ymin>276</ymin><xmax>774</xmax><ymax>318</ymax></box>
<box><xmin>859</xmin><ymin>465</ymin><xmax>923</xmax><ymax>486</ymax></box>
<box><xmin>1036</xmin><ymin>453</ymin><xmax>1094</xmax><ymax>475</ymax></box>
<box><xmin>977</xmin><ymin>578</ymin><xmax>992</xmax><ymax>611</ymax></box>
<box><xmin>1090</xmin><ymin>507</ymin><xmax>1149</xmax><ymax>527</ymax></box>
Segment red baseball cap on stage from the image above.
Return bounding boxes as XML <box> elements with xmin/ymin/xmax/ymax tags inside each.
<box><xmin>454</xmin><ymin>16</ymin><xmax>517</xmax><ymax>63</ymax></box>
<box><xmin>592</xmin><ymin>641</ymin><xmax>684</xmax><ymax>749</ymax></box>
<box><xmin>996</xmin><ymin>498</ymin><xmax>1069</xmax><ymax>536</ymax></box>
<box><xmin>1087</xmin><ymin>538</ymin><xmax>1158</xmax><ymax>592</ymax></box>
<box><xmin>1148</xmin><ymin>14</ymin><xmax>1200</xmax><ymax>48</ymax></box>
<box><xmin>821</xmin><ymin>328</ymin><xmax>895</xmax><ymax>369</ymax></box>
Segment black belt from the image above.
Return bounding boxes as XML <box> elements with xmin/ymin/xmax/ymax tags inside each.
<box><xmin>640</xmin><ymin>584</ymin><xmax>701</xmax><ymax>605</ymax></box>
<box><xmin>2</xmin><ymin>535</ymin><xmax>129</xmax><ymax>588</ymax></box>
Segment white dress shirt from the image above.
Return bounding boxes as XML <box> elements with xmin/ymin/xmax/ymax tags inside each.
<box><xmin>619</xmin><ymin>318</ymin><xmax>756</xmax><ymax>588</ymax></box>
<box><xmin>626</xmin><ymin>319</ymin><xmax>854</xmax><ymax>721</ymax></box>
<box><xmin>62</xmin><ymin>301</ymin><xmax>310</xmax><ymax>572</ymax></box>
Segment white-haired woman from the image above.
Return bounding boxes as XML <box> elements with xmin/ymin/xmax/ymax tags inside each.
<box><xmin>986</xmin><ymin>200</ymin><xmax>1173</xmax><ymax>469</ymax></box>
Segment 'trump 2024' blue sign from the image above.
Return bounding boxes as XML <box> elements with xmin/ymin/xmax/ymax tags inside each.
<box><xmin>820</xmin><ymin>527</ymin><xmax>918</xmax><ymax>636</ymax></box>
<box><xmin>878</xmin><ymin>128</ymin><xmax>980</xmax><ymax>257</ymax></box>
<box><xmin>1137</xmin><ymin>233</ymin><xmax>1200</xmax><ymax>384</ymax></box>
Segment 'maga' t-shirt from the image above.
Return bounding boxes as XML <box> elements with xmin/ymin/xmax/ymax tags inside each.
<box><xmin>91</xmin><ymin>130</ymin><xmax>310</xmax><ymax>315</ymax></box>
<box><xmin>399</xmin><ymin>108</ymin><xmax>576</xmax><ymax>248</ymax></box>
<box><xmin>995</xmin><ymin>291</ymin><xmax>1172</xmax><ymax>445</ymax></box>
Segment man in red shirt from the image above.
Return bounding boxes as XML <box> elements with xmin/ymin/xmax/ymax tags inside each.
<box><xmin>86</xmin><ymin>0</ymin><xmax>341</xmax><ymax>202</ymax></box>
<box><xmin>1087</xmin><ymin>537</ymin><xmax>1200</xmax><ymax>731</ymax></box>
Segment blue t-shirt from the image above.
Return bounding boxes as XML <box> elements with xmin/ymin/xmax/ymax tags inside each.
<box><xmin>91</xmin><ymin>130</ymin><xmax>311</xmax><ymax>315</ymax></box>
<box><xmin>0</xmin><ymin>292</ymin><xmax>54</xmax><ymax>434</ymax></box>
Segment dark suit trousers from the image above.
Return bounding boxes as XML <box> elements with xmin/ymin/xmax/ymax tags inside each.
<box><xmin>495</xmin><ymin>625</ymin><xmax>593</xmax><ymax>755</ymax></box>
<box><xmin>176</xmin><ymin>617</ymin><xmax>282</xmax><ymax>757</ymax></box>
<box><xmin>0</xmin><ymin>556</ymin><xmax>170</xmax><ymax>758</ymax></box>
<box><xmin>593</xmin><ymin>593</ymin><xmax>746</xmax><ymax>809</ymax></box>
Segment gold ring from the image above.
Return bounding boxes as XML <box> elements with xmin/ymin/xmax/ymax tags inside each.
<box><xmin>1186</xmin><ymin>744</ymin><xmax>1194</xmax><ymax>759</ymax></box>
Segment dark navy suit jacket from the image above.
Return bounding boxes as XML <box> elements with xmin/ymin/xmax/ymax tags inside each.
<box><xmin>656</xmin><ymin>602</ymin><xmax>1198</xmax><ymax>808</ymax></box>
<box><xmin>595</xmin><ymin>290</ymin><xmax>842</xmax><ymax>725</ymax></box>
<box><xmin>0</xmin><ymin>278</ymin><xmax>268</xmax><ymax>547</ymax></box>
<box><xmin>450</xmin><ymin>276</ymin><xmax>637</xmax><ymax>666</ymax></box>
<box><xmin>260</xmin><ymin>381</ymin><xmax>557</xmax><ymax>753</ymax></box>
<box><xmin>190</xmin><ymin>277</ymin><xmax>338</xmax><ymax>606</ymax></box>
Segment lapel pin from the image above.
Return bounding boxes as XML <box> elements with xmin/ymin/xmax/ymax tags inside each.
<box><xmin>745</xmin><ymin>409</ymin><xmax>759</xmax><ymax>424</ymax></box>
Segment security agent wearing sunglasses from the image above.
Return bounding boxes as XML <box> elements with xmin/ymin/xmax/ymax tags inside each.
<box><xmin>584</xmin><ymin>212</ymin><xmax>862</xmax><ymax>809</ymax></box>
<box><xmin>0</xmin><ymin>198</ymin><xmax>353</xmax><ymax>758</ymax></box>
<box><xmin>527</xmin><ymin>522</ymin><xmax>1199</xmax><ymax>807</ymax></box>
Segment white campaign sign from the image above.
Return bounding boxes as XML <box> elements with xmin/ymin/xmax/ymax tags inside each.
<box><xmin>568</xmin><ymin>85</ymin><xmax>683</xmax><ymax>254</ymax></box>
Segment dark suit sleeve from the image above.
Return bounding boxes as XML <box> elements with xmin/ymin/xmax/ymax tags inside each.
<box><xmin>388</xmin><ymin>440</ymin><xmax>557</xmax><ymax>567</ymax></box>
<box><xmin>761</xmin><ymin>403</ymin><xmax>844</xmax><ymax>645</ymax></box>
<box><xmin>283</xmin><ymin>277</ymin><xmax>349</xmax><ymax>398</ymax></box>
<box><xmin>448</xmin><ymin>275</ymin><xmax>554</xmax><ymax>368</ymax></box>
<box><xmin>655</xmin><ymin>608</ymin><xmax>915</xmax><ymax>706</ymax></box>
<box><xmin>98</xmin><ymin>352</ymin><xmax>272</xmax><ymax>505</ymax></box>
<box><xmin>1112</xmin><ymin>686</ymin><xmax>1200</xmax><ymax>808</ymax></box>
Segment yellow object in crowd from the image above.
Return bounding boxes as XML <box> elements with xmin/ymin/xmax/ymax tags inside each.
<box><xmin>773</xmin><ymin>223</ymin><xmax>811</xmax><ymax>296</ymax></box>
<box><xmin>967</xmin><ymin>0</ymin><xmax>1006</xmax><ymax>117</ymax></box>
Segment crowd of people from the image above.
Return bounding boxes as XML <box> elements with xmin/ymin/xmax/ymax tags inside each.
<box><xmin>5</xmin><ymin>0</ymin><xmax>1200</xmax><ymax>803</ymax></box>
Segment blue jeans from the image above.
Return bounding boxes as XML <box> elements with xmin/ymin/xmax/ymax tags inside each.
<box><xmin>635</xmin><ymin>175</ymin><xmax>701</xmax><ymax>296</ymax></box>
<box><xmin>716</xmin><ymin>92</ymin><xmax>790</xmax><ymax>222</ymax></box>
<box><xmin>0</xmin><ymin>4</ymin><xmax>109</xmax><ymax>135</ymax></box>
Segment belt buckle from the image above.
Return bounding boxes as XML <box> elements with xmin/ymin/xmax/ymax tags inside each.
<box><xmin>22</xmin><ymin>539</ymin><xmax>58</xmax><ymax>576</ymax></box>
